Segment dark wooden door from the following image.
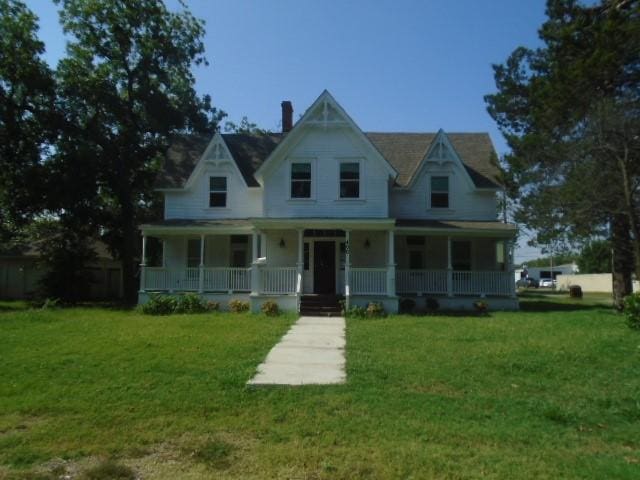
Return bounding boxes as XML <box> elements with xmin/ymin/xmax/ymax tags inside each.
<box><xmin>314</xmin><ymin>241</ymin><xmax>335</xmax><ymax>294</ymax></box>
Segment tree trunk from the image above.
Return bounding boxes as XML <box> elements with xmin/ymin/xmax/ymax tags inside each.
<box><xmin>611</xmin><ymin>213</ymin><xmax>633</xmax><ymax>310</ymax></box>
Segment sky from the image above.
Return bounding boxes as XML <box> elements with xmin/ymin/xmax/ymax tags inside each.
<box><xmin>26</xmin><ymin>0</ymin><xmax>549</xmax><ymax>263</ymax></box>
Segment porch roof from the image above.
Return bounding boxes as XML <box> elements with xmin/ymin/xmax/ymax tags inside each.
<box><xmin>251</xmin><ymin>217</ymin><xmax>396</xmax><ymax>230</ymax></box>
<box><xmin>395</xmin><ymin>219</ymin><xmax>517</xmax><ymax>237</ymax></box>
<box><xmin>139</xmin><ymin>219</ymin><xmax>254</xmax><ymax>235</ymax></box>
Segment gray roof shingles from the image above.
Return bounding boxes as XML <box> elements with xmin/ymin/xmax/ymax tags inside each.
<box><xmin>155</xmin><ymin>131</ymin><xmax>502</xmax><ymax>190</ymax></box>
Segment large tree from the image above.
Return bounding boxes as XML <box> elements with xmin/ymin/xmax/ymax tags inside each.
<box><xmin>485</xmin><ymin>0</ymin><xmax>640</xmax><ymax>307</ymax></box>
<box><xmin>54</xmin><ymin>0</ymin><xmax>223</xmax><ymax>303</ymax></box>
<box><xmin>0</xmin><ymin>0</ymin><xmax>56</xmax><ymax>241</ymax></box>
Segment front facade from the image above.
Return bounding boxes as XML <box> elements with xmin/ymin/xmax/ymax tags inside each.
<box><xmin>139</xmin><ymin>91</ymin><xmax>518</xmax><ymax>312</ymax></box>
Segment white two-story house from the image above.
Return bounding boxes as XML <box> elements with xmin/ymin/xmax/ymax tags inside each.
<box><xmin>139</xmin><ymin>90</ymin><xmax>518</xmax><ymax>312</ymax></box>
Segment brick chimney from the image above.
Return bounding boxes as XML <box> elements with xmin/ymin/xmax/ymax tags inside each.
<box><xmin>281</xmin><ymin>100</ymin><xmax>293</xmax><ymax>133</ymax></box>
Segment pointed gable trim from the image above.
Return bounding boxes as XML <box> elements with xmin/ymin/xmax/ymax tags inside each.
<box><xmin>254</xmin><ymin>90</ymin><xmax>398</xmax><ymax>181</ymax></box>
<box><xmin>402</xmin><ymin>129</ymin><xmax>487</xmax><ymax>191</ymax></box>
<box><xmin>179</xmin><ymin>132</ymin><xmax>252</xmax><ymax>190</ymax></box>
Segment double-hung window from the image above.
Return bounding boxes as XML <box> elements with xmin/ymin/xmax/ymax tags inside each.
<box><xmin>430</xmin><ymin>176</ymin><xmax>449</xmax><ymax>208</ymax></box>
<box><xmin>340</xmin><ymin>162</ymin><xmax>360</xmax><ymax>198</ymax></box>
<box><xmin>209</xmin><ymin>176</ymin><xmax>227</xmax><ymax>207</ymax></box>
<box><xmin>291</xmin><ymin>163</ymin><xmax>311</xmax><ymax>198</ymax></box>
<box><xmin>452</xmin><ymin>240</ymin><xmax>471</xmax><ymax>271</ymax></box>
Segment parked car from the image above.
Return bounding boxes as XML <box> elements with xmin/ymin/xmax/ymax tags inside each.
<box><xmin>539</xmin><ymin>278</ymin><xmax>556</xmax><ymax>288</ymax></box>
<box><xmin>516</xmin><ymin>277</ymin><xmax>539</xmax><ymax>288</ymax></box>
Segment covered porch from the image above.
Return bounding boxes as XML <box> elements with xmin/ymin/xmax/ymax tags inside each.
<box><xmin>138</xmin><ymin>219</ymin><xmax>517</xmax><ymax>312</ymax></box>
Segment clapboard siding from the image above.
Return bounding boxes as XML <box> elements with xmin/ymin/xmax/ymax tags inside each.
<box><xmin>263</xmin><ymin>128</ymin><xmax>389</xmax><ymax>218</ymax></box>
<box><xmin>389</xmin><ymin>161</ymin><xmax>498</xmax><ymax>220</ymax></box>
<box><xmin>164</xmin><ymin>163</ymin><xmax>261</xmax><ymax>220</ymax></box>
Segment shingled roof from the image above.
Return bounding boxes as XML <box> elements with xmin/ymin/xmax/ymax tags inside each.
<box><xmin>155</xmin><ymin>131</ymin><xmax>502</xmax><ymax>189</ymax></box>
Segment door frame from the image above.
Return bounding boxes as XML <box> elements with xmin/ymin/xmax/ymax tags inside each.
<box><xmin>303</xmin><ymin>237</ymin><xmax>345</xmax><ymax>294</ymax></box>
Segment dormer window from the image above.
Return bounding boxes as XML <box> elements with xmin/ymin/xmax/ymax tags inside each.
<box><xmin>209</xmin><ymin>176</ymin><xmax>227</xmax><ymax>207</ymax></box>
<box><xmin>291</xmin><ymin>163</ymin><xmax>311</xmax><ymax>198</ymax></box>
<box><xmin>430</xmin><ymin>176</ymin><xmax>449</xmax><ymax>208</ymax></box>
<box><xmin>340</xmin><ymin>162</ymin><xmax>360</xmax><ymax>198</ymax></box>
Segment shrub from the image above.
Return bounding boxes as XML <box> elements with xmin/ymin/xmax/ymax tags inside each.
<box><xmin>175</xmin><ymin>293</ymin><xmax>207</xmax><ymax>314</ymax></box>
<box><xmin>569</xmin><ymin>285</ymin><xmax>583</xmax><ymax>298</ymax></box>
<box><xmin>425</xmin><ymin>298</ymin><xmax>440</xmax><ymax>311</ymax></box>
<box><xmin>366</xmin><ymin>302</ymin><xmax>386</xmax><ymax>318</ymax></box>
<box><xmin>261</xmin><ymin>300</ymin><xmax>279</xmax><ymax>316</ymax></box>
<box><xmin>141</xmin><ymin>294</ymin><xmax>178</xmax><ymax>315</ymax></box>
<box><xmin>229</xmin><ymin>299</ymin><xmax>249</xmax><ymax>313</ymax></box>
<box><xmin>473</xmin><ymin>300</ymin><xmax>489</xmax><ymax>315</ymax></box>
<box><xmin>623</xmin><ymin>293</ymin><xmax>640</xmax><ymax>330</ymax></box>
<box><xmin>206</xmin><ymin>301</ymin><xmax>220</xmax><ymax>312</ymax></box>
<box><xmin>399</xmin><ymin>298</ymin><xmax>416</xmax><ymax>314</ymax></box>
<box><xmin>345</xmin><ymin>305</ymin><xmax>366</xmax><ymax>318</ymax></box>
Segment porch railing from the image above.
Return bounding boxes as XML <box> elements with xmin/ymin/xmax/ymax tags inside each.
<box><xmin>453</xmin><ymin>271</ymin><xmax>511</xmax><ymax>296</ymax></box>
<box><xmin>396</xmin><ymin>269</ymin><xmax>512</xmax><ymax>296</ymax></box>
<box><xmin>396</xmin><ymin>270</ymin><xmax>448</xmax><ymax>295</ymax></box>
<box><xmin>260</xmin><ymin>267</ymin><xmax>297</xmax><ymax>294</ymax></box>
<box><xmin>203</xmin><ymin>267</ymin><xmax>251</xmax><ymax>292</ymax></box>
<box><xmin>350</xmin><ymin>268</ymin><xmax>387</xmax><ymax>295</ymax></box>
<box><xmin>145</xmin><ymin>267</ymin><xmax>199</xmax><ymax>291</ymax></box>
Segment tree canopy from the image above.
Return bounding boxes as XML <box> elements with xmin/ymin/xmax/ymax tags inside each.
<box><xmin>485</xmin><ymin>0</ymin><xmax>640</xmax><ymax>306</ymax></box>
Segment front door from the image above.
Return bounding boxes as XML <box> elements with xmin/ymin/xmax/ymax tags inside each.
<box><xmin>313</xmin><ymin>241</ymin><xmax>335</xmax><ymax>294</ymax></box>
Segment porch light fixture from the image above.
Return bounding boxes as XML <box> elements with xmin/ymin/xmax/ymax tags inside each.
<box><xmin>364</xmin><ymin>238</ymin><xmax>371</xmax><ymax>249</ymax></box>
<box><xmin>279</xmin><ymin>238</ymin><xmax>286</xmax><ymax>248</ymax></box>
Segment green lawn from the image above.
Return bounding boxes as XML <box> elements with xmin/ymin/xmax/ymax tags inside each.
<box><xmin>0</xmin><ymin>295</ymin><xmax>638</xmax><ymax>479</ymax></box>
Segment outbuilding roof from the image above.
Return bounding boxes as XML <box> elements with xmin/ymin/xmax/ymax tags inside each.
<box><xmin>155</xmin><ymin>131</ymin><xmax>502</xmax><ymax>190</ymax></box>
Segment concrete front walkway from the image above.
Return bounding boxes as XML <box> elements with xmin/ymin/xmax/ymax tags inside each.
<box><xmin>248</xmin><ymin>316</ymin><xmax>346</xmax><ymax>385</ymax></box>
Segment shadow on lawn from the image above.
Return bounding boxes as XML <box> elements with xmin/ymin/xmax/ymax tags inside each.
<box><xmin>519</xmin><ymin>301</ymin><xmax>607</xmax><ymax>312</ymax></box>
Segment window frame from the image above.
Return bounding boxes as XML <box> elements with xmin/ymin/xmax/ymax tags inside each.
<box><xmin>290</xmin><ymin>161</ymin><xmax>313</xmax><ymax>199</ymax></box>
<box><xmin>429</xmin><ymin>175</ymin><xmax>450</xmax><ymax>209</ymax></box>
<box><xmin>209</xmin><ymin>176</ymin><xmax>227</xmax><ymax>208</ymax></box>
<box><xmin>338</xmin><ymin>159</ymin><xmax>362</xmax><ymax>200</ymax></box>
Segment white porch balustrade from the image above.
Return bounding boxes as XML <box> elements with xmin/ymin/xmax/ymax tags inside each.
<box><xmin>396</xmin><ymin>270</ymin><xmax>448</xmax><ymax>295</ymax></box>
<box><xmin>203</xmin><ymin>267</ymin><xmax>251</xmax><ymax>292</ymax></box>
<box><xmin>260</xmin><ymin>267</ymin><xmax>297</xmax><ymax>294</ymax></box>
<box><xmin>350</xmin><ymin>268</ymin><xmax>387</xmax><ymax>295</ymax></box>
<box><xmin>396</xmin><ymin>269</ymin><xmax>512</xmax><ymax>296</ymax></box>
<box><xmin>452</xmin><ymin>271</ymin><xmax>512</xmax><ymax>296</ymax></box>
<box><xmin>144</xmin><ymin>267</ymin><xmax>200</xmax><ymax>291</ymax></box>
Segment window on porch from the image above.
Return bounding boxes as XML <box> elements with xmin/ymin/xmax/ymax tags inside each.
<box><xmin>291</xmin><ymin>163</ymin><xmax>311</xmax><ymax>198</ymax></box>
<box><xmin>187</xmin><ymin>239</ymin><xmax>202</xmax><ymax>268</ymax></box>
<box><xmin>452</xmin><ymin>240</ymin><xmax>471</xmax><ymax>271</ymax></box>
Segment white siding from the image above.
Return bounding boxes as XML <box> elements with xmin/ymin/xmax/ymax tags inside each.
<box><xmin>263</xmin><ymin>128</ymin><xmax>390</xmax><ymax>218</ymax></box>
<box><xmin>164</xmin><ymin>163</ymin><xmax>262</xmax><ymax>219</ymax></box>
<box><xmin>389</xmin><ymin>162</ymin><xmax>498</xmax><ymax>220</ymax></box>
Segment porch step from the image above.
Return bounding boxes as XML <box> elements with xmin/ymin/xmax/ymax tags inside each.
<box><xmin>300</xmin><ymin>295</ymin><xmax>343</xmax><ymax>317</ymax></box>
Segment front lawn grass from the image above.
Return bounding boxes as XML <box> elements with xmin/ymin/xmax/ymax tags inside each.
<box><xmin>1</xmin><ymin>297</ymin><xmax>638</xmax><ymax>479</ymax></box>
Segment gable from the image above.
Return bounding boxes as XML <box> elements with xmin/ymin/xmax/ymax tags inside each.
<box><xmin>366</xmin><ymin>132</ymin><xmax>502</xmax><ymax>189</ymax></box>
<box><xmin>155</xmin><ymin>133</ymin><xmax>282</xmax><ymax>190</ymax></box>
<box><xmin>254</xmin><ymin>90</ymin><xmax>398</xmax><ymax>182</ymax></box>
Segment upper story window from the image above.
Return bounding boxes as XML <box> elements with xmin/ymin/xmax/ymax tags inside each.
<box><xmin>209</xmin><ymin>176</ymin><xmax>227</xmax><ymax>207</ymax></box>
<box><xmin>291</xmin><ymin>163</ymin><xmax>311</xmax><ymax>198</ymax></box>
<box><xmin>430</xmin><ymin>176</ymin><xmax>449</xmax><ymax>208</ymax></box>
<box><xmin>340</xmin><ymin>162</ymin><xmax>360</xmax><ymax>198</ymax></box>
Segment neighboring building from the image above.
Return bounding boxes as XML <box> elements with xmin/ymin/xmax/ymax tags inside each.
<box><xmin>139</xmin><ymin>90</ymin><xmax>518</xmax><ymax>312</ymax></box>
<box><xmin>0</xmin><ymin>241</ymin><xmax>123</xmax><ymax>300</ymax></box>
<box><xmin>520</xmin><ymin>263</ymin><xmax>579</xmax><ymax>282</ymax></box>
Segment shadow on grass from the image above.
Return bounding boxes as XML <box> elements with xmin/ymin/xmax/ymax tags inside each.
<box><xmin>519</xmin><ymin>301</ymin><xmax>607</xmax><ymax>312</ymax></box>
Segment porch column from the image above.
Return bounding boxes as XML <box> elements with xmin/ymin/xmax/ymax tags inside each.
<box><xmin>260</xmin><ymin>232</ymin><xmax>267</xmax><ymax>258</ymax></box>
<box><xmin>140</xmin><ymin>234</ymin><xmax>147</xmax><ymax>292</ymax></box>
<box><xmin>447</xmin><ymin>236</ymin><xmax>453</xmax><ymax>297</ymax></box>
<box><xmin>198</xmin><ymin>234</ymin><xmax>205</xmax><ymax>293</ymax></box>
<box><xmin>296</xmin><ymin>229</ymin><xmax>304</xmax><ymax>293</ymax></box>
<box><xmin>345</xmin><ymin>230</ymin><xmax>351</xmax><ymax>309</ymax></box>
<box><xmin>251</xmin><ymin>230</ymin><xmax>260</xmax><ymax>295</ymax></box>
<box><xmin>507</xmin><ymin>239</ymin><xmax>516</xmax><ymax>298</ymax></box>
<box><xmin>386</xmin><ymin>229</ymin><xmax>396</xmax><ymax>297</ymax></box>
